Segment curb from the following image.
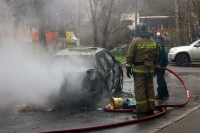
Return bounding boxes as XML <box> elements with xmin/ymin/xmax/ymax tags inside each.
<box><xmin>148</xmin><ymin>104</ymin><xmax>200</xmax><ymax>133</ymax></box>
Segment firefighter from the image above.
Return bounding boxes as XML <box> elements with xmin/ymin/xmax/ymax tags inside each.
<box><xmin>126</xmin><ymin>23</ymin><xmax>159</xmax><ymax>115</ymax></box>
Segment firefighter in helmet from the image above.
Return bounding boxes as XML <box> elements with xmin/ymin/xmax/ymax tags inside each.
<box><xmin>126</xmin><ymin>22</ymin><xmax>159</xmax><ymax>114</ymax></box>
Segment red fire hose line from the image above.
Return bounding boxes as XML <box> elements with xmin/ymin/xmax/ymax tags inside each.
<box><xmin>39</xmin><ymin>67</ymin><xmax>190</xmax><ymax>133</ymax></box>
<box><xmin>156</xmin><ymin>67</ymin><xmax>190</xmax><ymax>107</ymax></box>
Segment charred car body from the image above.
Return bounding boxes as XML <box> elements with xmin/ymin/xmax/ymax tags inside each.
<box><xmin>50</xmin><ymin>47</ymin><xmax>123</xmax><ymax>103</ymax></box>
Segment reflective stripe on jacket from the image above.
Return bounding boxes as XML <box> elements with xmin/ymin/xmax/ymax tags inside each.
<box><xmin>136</xmin><ymin>98</ymin><xmax>154</xmax><ymax>105</ymax></box>
<box><xmin>132</xmin><ymin>65</ymin><xmax>155</xmax><ymax>74</ymax></box>
<box><xmin>138</xmin><ymin>42</ymin><xmax>156</xmax><ymax>49</ymax></box>
<box><xmin>132</xmin><ymin>67</ymin><xmax>154</xmax><ymax>73</ymax></box>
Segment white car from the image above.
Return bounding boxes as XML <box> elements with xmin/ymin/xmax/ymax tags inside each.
<box><xmin>168</xmin><ymin>39</ymin><xmax>200</xmax><ymax>66</ymax></box>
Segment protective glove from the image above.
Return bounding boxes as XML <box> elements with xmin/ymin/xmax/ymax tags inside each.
<box><xmin>126</xmin><ymin>67</ymin><xmax>133</xmax><ymax>78</ymax></box>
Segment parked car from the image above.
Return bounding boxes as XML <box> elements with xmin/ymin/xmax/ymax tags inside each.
<box><xmin>50</xmin><ymin>47</ymin><xmax>123</xmax><ymax>103</ymax></box>
<box><xmin>168</xmin><ymin>39</ymin><xmax>200</xmax><ymax>66</ymax></box>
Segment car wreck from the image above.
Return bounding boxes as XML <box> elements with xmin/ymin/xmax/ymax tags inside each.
<box><xmin>50</xmin><ymin>47</ymin><xmax>124</xmax><ymax>105</ymax></box>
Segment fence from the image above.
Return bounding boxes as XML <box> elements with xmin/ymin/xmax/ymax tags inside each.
<box><xmin>8</xmin><ymin>31</ymin><xmax>59</xmax><ymax>44</ymax></box>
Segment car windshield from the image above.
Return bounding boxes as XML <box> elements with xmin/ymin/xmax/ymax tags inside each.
<box><xmin>51</xmin><ymin>55</ymin><xmax>95</xmax><ymax>71</ymax></box>
<box><xmin>189</xmin><ymin>40</ymin><xmax>200</xmax><ymax>46</ymax></box>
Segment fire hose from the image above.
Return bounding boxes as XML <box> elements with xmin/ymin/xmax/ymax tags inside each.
<box><xmin>39</xmin><ymin>67</ymin><xmax>190</xmax><ymax>133</ymax></box>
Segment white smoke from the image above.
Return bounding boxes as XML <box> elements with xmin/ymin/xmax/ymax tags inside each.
<box><xmin>0</xmin><ymin>42</ymin><xmax>64</xmax><ymax>109</ymax></box>
<box><xmin>0</xmin><ymin>41</ymin><xmax>97</xmax><ymax>110</ymax></box>
<box><xmin>0</xmin><ymin>0</ymin><xmax>94</xmax><ymax>110</ymax></box>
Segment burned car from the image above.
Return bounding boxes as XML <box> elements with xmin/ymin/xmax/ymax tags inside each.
<box><xmin>50</xmin><ymin>47</ymin><xmax>123</xmax><ymax>103</ymax></box>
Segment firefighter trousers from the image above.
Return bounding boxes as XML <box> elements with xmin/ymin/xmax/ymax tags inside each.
<box><xmin>134</xmin><ymin>73</ymin><xmax>155</xmax><ymax>112</ymax></box>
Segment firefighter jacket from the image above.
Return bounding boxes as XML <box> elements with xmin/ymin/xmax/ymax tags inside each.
<box><xmin>126</xmin><ymin>37</ymin><xmax>159</xmax><ymax>74</ymax></box>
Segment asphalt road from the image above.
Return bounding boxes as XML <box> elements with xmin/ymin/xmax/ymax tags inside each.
<box><xmin>0</xmin><ymin>62</ymin><xmax>200</xmax><ymax>133</ymax></box>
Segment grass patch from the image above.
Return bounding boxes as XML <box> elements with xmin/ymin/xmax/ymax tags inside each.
<box><xmin>115</xmin><ymin>56</ymin><xmax>126</xmax><ymax>63</ymax></box>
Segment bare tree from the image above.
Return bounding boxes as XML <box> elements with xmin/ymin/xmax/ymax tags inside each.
<box><xmin>0</xmin><ymin>1</ymin><xmax>10</xmax><ymax>42</ymax></box>
<box><xmin>190</xmin><ymin>0</ymin><xmax>200</xmax><ymax>40</ymax></box>
<box><xmin>5</xmin><ymin>0</ymin><xmax>200</xmax><ymax>49</ymax></box>
<box><xmin>174</xmin><ymin>0</ymin><xmax>181</xmax><ymax>46</ymax></box>
<box><xmin>4</xmin><ymin>0</ymin><xmax>31</xmax><ymax>40</ymax></box>
<box><xmin>100</xmin><ymin>0</ymin><xmax>114</xmax><ymax>48</ymax></box>
<box><xmin>88</xmin><ymin>0</ymin><xmax>99</xmax><ymax>47</ymax></box>
<box><xmin>176</xmin><ymin>0</ymin><xmax>200</xmax><ymax>45</ymax></box>
<box><xmin>33</xmin><ymin>0</ymin><xmax>47</xmax><ymax>50</ymax></box>
<box><xmin>87</xmin><ymin>0</ymin><xmax>134</xmax><ymax>48</ymax></box>
<box><xmin>191</xmin><ymin>0</ymin><xmax>200</xmax><ymax>23</ymax></box>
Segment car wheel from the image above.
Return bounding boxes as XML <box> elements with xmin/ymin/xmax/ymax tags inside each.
<box><xmin>115</xmin><ymin>71</ymin><xmax>123</xmax><ymax>92</ymax></box>
<box><xmin>176</xmin><ymin>53</ymin><xmax>189</xmax><ymax>66</ymax></box>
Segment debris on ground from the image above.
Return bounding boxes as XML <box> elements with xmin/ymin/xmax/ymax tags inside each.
<box><xmin>12</xmin><ymin>104</ymin><xmax>29</xmax><ymax>111</ymax></box>
<box><xmin>43</xmin><ymin>109</ymin><xmax>54</xmax><ymax>112</ymax></box>
<box><xmin>96</xmin><ymin>108</ymin><xmax>103</xmax><ymax>111</ymax></box>
<box><xmin>12</xmin><ymin>104</ymin><xmax>54</xmax><ymax>112</ymax></box>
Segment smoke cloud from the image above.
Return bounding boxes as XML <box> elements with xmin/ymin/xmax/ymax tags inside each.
<box><xmin>0</xmin><ymin>42</ymin><xmax>65</xmax><ymax>109</ymax></box>
<box><xmin>0</xmin><ymin>0</ymin><xmax>96</xmax><ymax>110</ymax></box>
<box><xmin>0</xmin><ymin>41</ymin><xmax>98</xmax><ymax>110</ymax></box>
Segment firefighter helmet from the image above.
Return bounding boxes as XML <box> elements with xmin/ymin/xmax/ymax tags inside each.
<box><xmin>136</xmin><ymin>22</ymin><xmax>148</xmax><ymax>34</ymax></box>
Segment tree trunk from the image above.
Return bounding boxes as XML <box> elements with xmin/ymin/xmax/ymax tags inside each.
<box><xmin>175</xmin><ymin>0</ymin><xmax>181</xmax><ymax>46</ymax></box>
<box><xmin>34</xmin><ymin>0</ymin><xmax>47</xmax><ymax>50</ymax></box>
<box><xmin>102</xmin><ymin>0</ymin><xmax>114</xmax><ymax>48</ymax></box>
<box><xmin>89</xmin><ymin>0</ymin><xmax>99</xmax><ymax>47</ymax></box>
<box><xmin>184</xmin><ymin>0</ymin><xmax>189</xmax><ymax>45</ymax></box>
<box><xmin>13</xmin><ymin>16</ymin><xmax>19</xmax><ymax>41</ymax></box>
<box><xmin>38</xmin><ymin>18</ymin><xmax>47</xmax><ymax>50</ymax></box>
<box><xmin>77</xmin><ymin>0</ymin><xmax>81</xmax><ymax>39</ymax></box>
